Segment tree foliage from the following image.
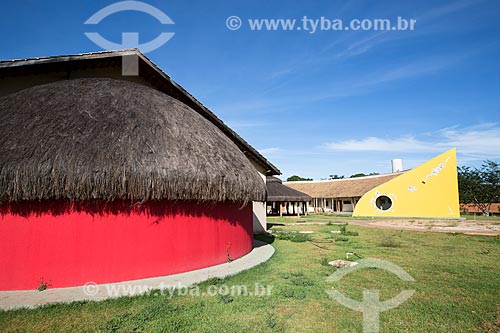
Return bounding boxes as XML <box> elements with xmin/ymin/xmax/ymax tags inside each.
<box><xmin>328</xmin><ymin>174</ymin><xmax>345</xmax><ymax>180</ymax></box>
<box><xmin>458</xmin><ymin>160</ymin><xmax>500</xmax><ymax>215</ymax></box>
<box><xmin>350</xmin><ymin>173</ymin><xmax>366</xmax><ymax>178</ymax></box>
<box><xmin>287</xmin><ymin>175</ymin><xmax>313</xmax><ymax>182</ymax></box>
<box><xmin>350</xmin><ymin>172</ymin><xmax>380</xmax><ymax>178</ymax></box>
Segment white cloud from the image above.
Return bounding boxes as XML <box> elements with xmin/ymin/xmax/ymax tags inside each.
<box><xmin>322</xmin><ymin>123</ymin><xmax>500</xmax><ymax>159</ymax></box>
<box><xmin>323</xmin><ymin>136</ymin><xmax>439</xmax><ymax>153</ymax></box>
<box><xmin>439</xmin><ymin>123</ymin><xmax>500</xmax><ymax>157</ymax></box>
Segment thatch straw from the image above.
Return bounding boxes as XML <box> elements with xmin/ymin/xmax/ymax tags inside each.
<box><xmin>0</xmin><ymin>78</ymin><xmax>266</xmax><ymax>203</ymax></box>
<box><xmin>266</xmin><ymin>176</ymin><xmax>312</xmax><ymax>202</ymax></box>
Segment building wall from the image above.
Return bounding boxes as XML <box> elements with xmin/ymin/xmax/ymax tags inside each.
<box><xmin>250</xmin><ymin>160</ymin><xmax>268</xmax><ymax>234</ymax></box>
<box><xmin>252</xmin><ymin>201</ymin><xmax>267</xmax><ymax>234</ymax></box>
<box><xmin>353</xmin><ymin>149</ymin><xmax>460</xmax><ymax>218</ymax></box>
<box><xmin>266</xmin><ymin>201</ymin><xmax>308</xmax><ymax>216</ymax></box>
<box><xmin>0</xmin><ymin>200</ymin><xmax>253</xmax><ymax>291</ymax></box>
<box><xmin>309</xmin><ymin>197</ymin><xmax>359</xmax><ymax>213</ymax></box>
<box><xmin>460</xmin><ymin>203</ymin><xmax>500</xmax><ymax>215</ymax></box>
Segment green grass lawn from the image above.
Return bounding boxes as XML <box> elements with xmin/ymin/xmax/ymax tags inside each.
<box><xmin>462</xmin><ymin>214</ymin><xmax>500</xmax><ymax>222</ymax></box>
<box><xmin>269</xmin><ymin>214</ymin><xmax>500</xmax><ymax>223</ymax></box>
<box><xmin>267</xmin><ymin>214</ymin><xmax>359</xmax><ymax>223</ymax></box>
<box><xmin>1</xmin><ymin>224</ymin><xmax>499</xmax><ymax>332</ymax></box>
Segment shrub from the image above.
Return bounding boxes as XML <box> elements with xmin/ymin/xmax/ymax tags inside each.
<box><xmin>334</xmin><ymin>236</ymin><xmax>349</xmax><ymax>242</ymax></box>
<box><xmin>273</xmin><ymin>230</ymin><xmax>309</xmax><ymax>242</ymax></box>
<box><xmin>282</xmin><ymin>289</ymin><xmax>306</xmax><ymax>300</ymax></box>
<box><xmin>319</xmin><ymin>257</ymin><xmax>330</xmax><ymax>266</ymax></box>
<box><xmin>340</xmin><ymin>224</ymin><xmax>359</xmax><ymax>236</ymax></box>
<box><xmin>291</xmin><ymin>276</ymin><xmax>315</xmax><ymax>286</ymax></box>
<box><xmin>36</xmin><ymin>277</ymin><xmax>51</xmax><ymax>292</ymax></box>
<box><xmin>219</xmin><ymin>294</ymin><xmax>234</xmax><ymax>304</ymax></box>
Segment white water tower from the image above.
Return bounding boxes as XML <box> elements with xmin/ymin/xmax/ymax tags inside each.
<box><xmin>391</xmin><ymin>159</ymin><xmax>403</xmax><ymax>173</ymax></box>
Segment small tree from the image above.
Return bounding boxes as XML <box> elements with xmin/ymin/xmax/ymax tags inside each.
<box><xmin>349</xmin><ymin>172</ymin><xmax>379</xmax><ymax>178</ymax></box>
<box><xmin>350</xmin><ymin>173</ymin><xmax>366</xmax><ymax>178</ymax></box>
<box><xmin>458</xmin><ymin>161</ymin><xmax>500</xmax><ymax>215</ymax></box>
<box><xmin>328</xmin><ymin>174</ymin><xmax>345</xmax><ymax>180</ymax></box>
<box><xmin>287</xmin><ymin>175</ymin><xmax>313</xmax><ymax>182</ymax></box>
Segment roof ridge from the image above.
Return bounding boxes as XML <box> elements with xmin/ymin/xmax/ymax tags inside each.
<box><xmin>0</xmin><ymin>49</ymin><xmax>139</xmax><ymax>66</ymax></box>
<box><xmin>284</xmin><ymin>171</ymin><xmax>405</xmax><ymax>184</ymax></box>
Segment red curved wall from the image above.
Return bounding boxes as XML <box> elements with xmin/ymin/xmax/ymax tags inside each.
<box><xmin>0</xmin><ymin>200</ymin><xmax>253</xmax><ymax>291</ymax></box>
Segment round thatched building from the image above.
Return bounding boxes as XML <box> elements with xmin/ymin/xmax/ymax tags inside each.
<box><xmin>0</xmin><ymin>77</ymin><xmax>267</xmax><ymax>290</ymax></box>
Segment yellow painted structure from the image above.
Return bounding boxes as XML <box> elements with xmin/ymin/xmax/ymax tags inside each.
<box><xmin>353</xmin><ymin>149</ymin><xmax>460</xmax><ymax>218</ymax></box>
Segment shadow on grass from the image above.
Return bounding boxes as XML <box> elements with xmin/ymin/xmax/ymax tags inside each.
<box><xmin>254</xmin><ymin>233</ymin><xmax>275</xmax><ymax>245</ymax></box>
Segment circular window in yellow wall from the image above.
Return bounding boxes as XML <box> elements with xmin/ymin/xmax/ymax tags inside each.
<box><xmin>375</xmin><ymin>195</ymin><xmax>393</xmax><ymax>211</ymax></box>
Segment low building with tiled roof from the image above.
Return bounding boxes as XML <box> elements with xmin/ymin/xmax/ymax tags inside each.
<box><xmin>284</xmin><ymin>172</ymin><xmax>404</xmax><ymax>213</ymax></box>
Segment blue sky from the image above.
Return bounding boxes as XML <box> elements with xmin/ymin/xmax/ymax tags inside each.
<box><xmin>2</xmin><ymin>0</ymin><xmax>499</xmax><ymax>180</ymax></box>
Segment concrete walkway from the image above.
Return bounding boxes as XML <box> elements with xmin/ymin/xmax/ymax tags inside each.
<box><xmin>0</xmin><ymin>240</ymin><xmax>274</xmax><ymax>310</ymax></box>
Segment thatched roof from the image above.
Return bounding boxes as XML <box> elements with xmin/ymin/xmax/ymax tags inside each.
<box><xmin>0</xmin><ymin>78</ymin><xmax>266</xmax><ymax>203</ymax></box>
<box><xmin>284</xmin><ymin>173</ymin><xmax>404</xmax><ymax>199</ymax></box>
<box><xmin>0</xmin><ymin>49</ymin><xmax>280</xmax><ymax>176</ymax></box>
<box><xmin>266</xmin><ymin>177</ymin><xmax>312</xmax><ymax>202</ymax></box>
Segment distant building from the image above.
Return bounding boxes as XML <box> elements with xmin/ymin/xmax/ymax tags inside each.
<box><xmin>266</xmin><ymin>176</ymin><xmax>311</xmax><ymax>216</ymax></box>
<box><xmin>353</xmin><ymin>149</ymin><xmax>459</xmax><ymax>218</ymax></box>
<box><xmin>460</xmin><ymin>203</ymin><xmax>500</xmax><ymax>216</ymax></box>
<box><xmin>286</xmin><ymin>149</ymin><xmax>460</xmax><ymax>219</ymax></box>
<box><xmin>284</xmin><ymin>173</ymin><xmax>402</xmax><ymax>213</ymax></box>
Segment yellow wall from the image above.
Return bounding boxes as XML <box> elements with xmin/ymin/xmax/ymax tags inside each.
<box><xmin>353</xmin><ymin>149</ymin><xmax>460</xmax><ymax>218</ymax></box>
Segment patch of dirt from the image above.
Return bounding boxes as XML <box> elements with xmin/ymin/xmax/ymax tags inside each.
<box><xmin>286</xmin><ymin>218</ymin><xmax>500</xmax><ymax>235</ymax></box>
<box><xmin>482</xmin><ymin>308</ymin><xmax>500</xmax><ymax>333</ymax></box>
<box><xmin>345</xmin><ymin>219</ymin><xmax>500</xmax><ymax>236</ymax></box>
<box><xmin>349</xmin><ymin>219</ymin><xmax>500</xmax><ymax>236</ymax></box>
